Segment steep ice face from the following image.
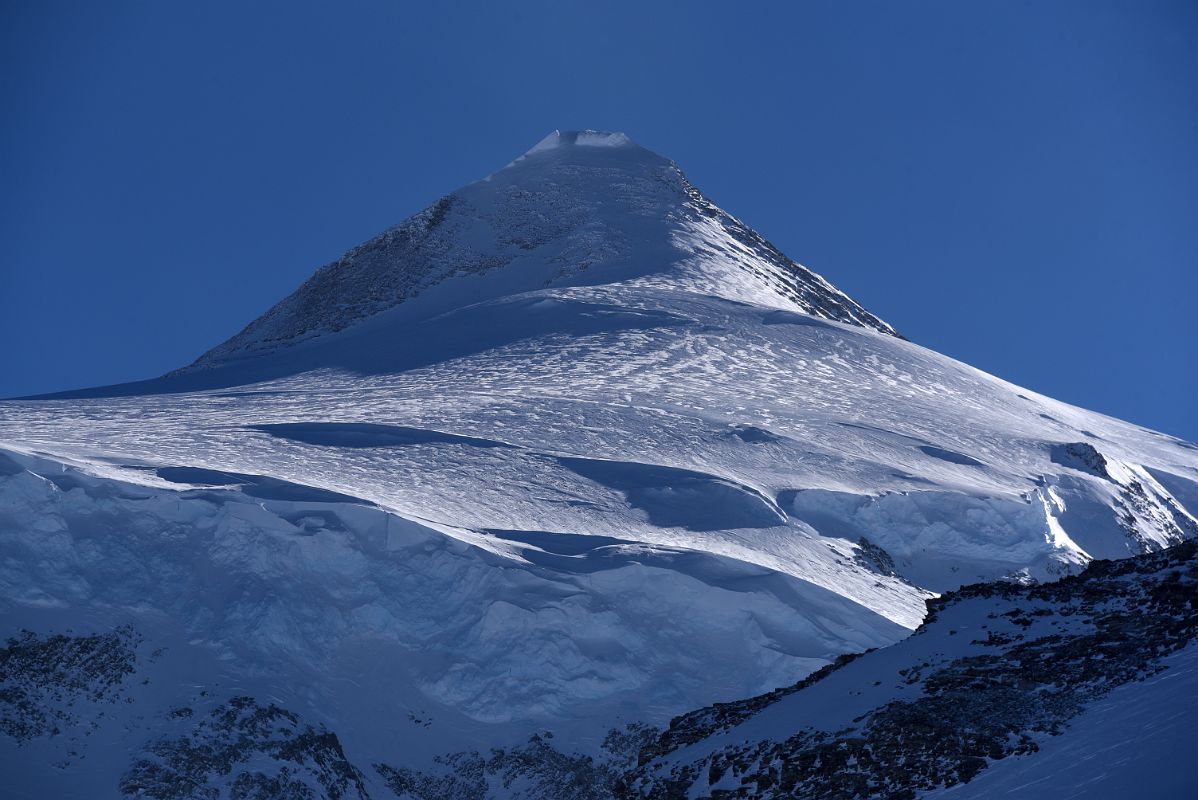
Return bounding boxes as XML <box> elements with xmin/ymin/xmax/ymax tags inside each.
<box><xmin>189</xmin><ymin>130</ymin><xmax>896</xmax><ymax>368</ymax></box>
<box><xmin>0</xmin><ymin>448</ymin><xmax>909</xmax><ymax>729</ymax></box>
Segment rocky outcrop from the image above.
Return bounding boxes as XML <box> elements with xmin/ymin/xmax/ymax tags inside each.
<box><xmin>120</xmin><ymin>697</ymin><xmax>369</xmax><ymax>800</ymax></box>
<box><xmin>0</xmin><ymin>626</ymin><xmax>141</xmax><ymax>742</ymax></box>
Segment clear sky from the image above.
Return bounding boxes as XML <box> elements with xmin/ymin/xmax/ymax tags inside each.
<box><xmin>2</xmin><ymin>1</ymin><xmax>1195</xmax><ymax>440</ymax></box>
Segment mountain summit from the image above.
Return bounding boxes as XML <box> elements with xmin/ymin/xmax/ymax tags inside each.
<box><xmin>191</xmin><ymin>130</ymin><xmax>896</xmax><ymax>369</ymax></box>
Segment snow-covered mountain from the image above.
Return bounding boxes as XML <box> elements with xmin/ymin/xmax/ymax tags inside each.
<box><xmin>2</xmin><ymin>130</ymin><xmax>1196</xmax><ymax>797</ymax></box>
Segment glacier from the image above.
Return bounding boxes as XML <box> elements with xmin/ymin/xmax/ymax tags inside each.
<box><xmin>1</xmin><ymin>130</ymin><xmax>1196</xmax><ymax>798</ymax></box>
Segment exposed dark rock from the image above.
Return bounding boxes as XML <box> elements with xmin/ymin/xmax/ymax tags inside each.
<box><xmin>120</xmin><ymin>696</ymin><xmax>369</xmax><ymax>800</ymax></box>
<box><xmin>376</xmin><ymin>723</ymin><xmax>657</xmax><ymax>800</ymax></box>
<box><xmin>0</xmin><ymin>626</ymin><xmax>140</xmax><ymax>742</ymax></box>
<box><xmin>854</xmin><ymin>538</ymin><xmax>899</xmax><ymax>578</ymax></box>
<box><xmin>1049</xmin><ymin>442</ymin><xmax>1111</xmax><ymax>480</ymax></box>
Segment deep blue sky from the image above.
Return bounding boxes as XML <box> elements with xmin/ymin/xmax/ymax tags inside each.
<box><xmin>2</xmin><ymin>1</ymin><xmax>1195</xmax><ymax>440</ymax></box>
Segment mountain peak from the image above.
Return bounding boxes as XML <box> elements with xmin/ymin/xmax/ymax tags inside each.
<box><xmin>526</xmin><ymin>129</ymin><xmax>637</xmax><ymax>152</ymax></box>
<box><xmin>502</xmin><ymin>129</ymin><xmax>660</xmax><ymax>173</ymax></box>
<box><xmin>188</xmin><ymin>132</ymin><xmax>898</xmax><ymax>370</ymax></box>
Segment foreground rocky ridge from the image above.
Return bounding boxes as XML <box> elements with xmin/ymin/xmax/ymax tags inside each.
<box><xmin>3</xmin><ymin>543</ymin><xmax>1194</xmax><ymax>798</ymax></box>
<box><xmin>620</xmin><ymin>541</ymin><xmax>1198</xmax><ymax>798</ymax></box>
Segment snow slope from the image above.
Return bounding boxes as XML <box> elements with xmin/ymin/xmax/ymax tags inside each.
<box><xmin>1</xmin><ymin>131</ymin><xmax>1196</xmax><ymax>797</ymax></box>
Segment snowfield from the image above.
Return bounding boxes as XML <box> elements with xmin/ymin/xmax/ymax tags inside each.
<box><xmin>1</xmin><ymin>131</ymin><xmax>1195</xmax><ymax>797</ymax></box>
